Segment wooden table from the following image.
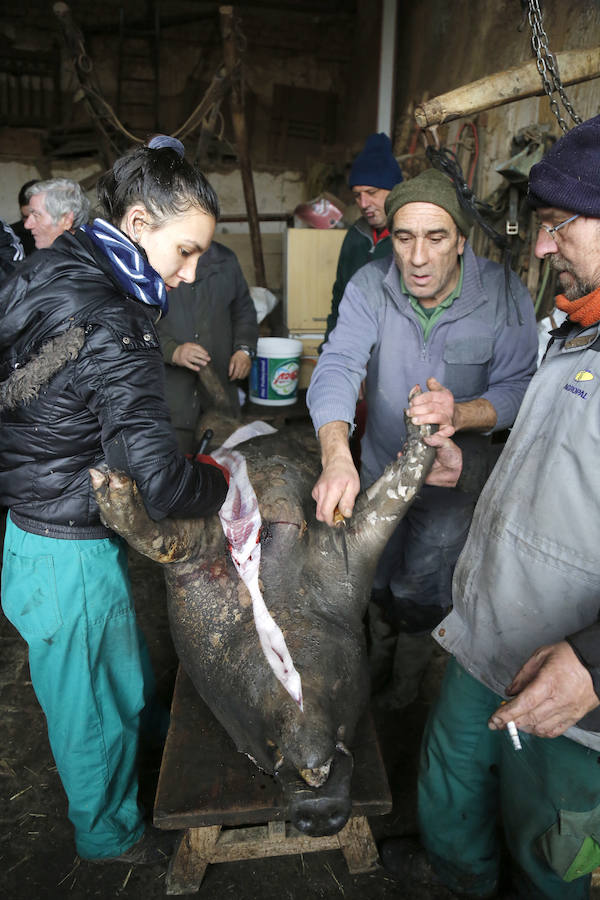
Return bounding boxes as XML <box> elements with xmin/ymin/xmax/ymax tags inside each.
<box><xmin>154</xmin><ymin>666</ymin><xmax>392</xmax><ymax>895</ymax></box>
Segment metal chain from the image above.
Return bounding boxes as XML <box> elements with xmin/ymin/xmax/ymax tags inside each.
<box><xmin>528</xmin><ymin>0</ymin><xmax>582</xmax><ymax>132</ymax></box>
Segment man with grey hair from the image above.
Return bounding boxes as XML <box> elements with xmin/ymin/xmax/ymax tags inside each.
<box><xmin>24</xmin><ymin>178</ymin><xmax>91</xmax><ymax>249</ymax></box>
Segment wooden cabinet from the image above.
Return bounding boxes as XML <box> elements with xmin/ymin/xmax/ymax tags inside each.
<box><xmin>285</xmin><ymin>228</ymin><xmax>347</xmax><ymax>332</ymax></box>
<box><xmin>285</xmin><ymin>228</ymin><xmax>347</xmax><ymax>389</ymax></box>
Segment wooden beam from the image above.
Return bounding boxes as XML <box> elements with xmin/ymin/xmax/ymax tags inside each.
<box><xmin>53</xmin><ymin>2</ymin><xmax>118</xmax><ymax>168</ymax></box>
<box><xmin>219</xmin><ymin>5</ymin><xmax>267</xmax><ymax>288</ymax></box>
<box><xmin>414</xmin><ymin>47</ymin><xmax>600</xmax><ymax>128</ymax></box>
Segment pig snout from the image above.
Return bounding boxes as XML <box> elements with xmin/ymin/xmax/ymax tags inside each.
<box><xmin>277</xmin><ymin>747</ymin><xmax>354</xmax><ymax>837</ymax></box>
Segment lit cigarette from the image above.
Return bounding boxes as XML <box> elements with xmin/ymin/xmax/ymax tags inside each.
<box><xmin>507</xmin><ymin>720</ymin><xmax>522</xmax><ymax>751</ymax></box>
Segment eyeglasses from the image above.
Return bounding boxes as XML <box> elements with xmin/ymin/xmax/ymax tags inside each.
<box><xmin>539</xmin><ymin>213</ymin><xmax>580</xmax><ymax>239</ymax></box>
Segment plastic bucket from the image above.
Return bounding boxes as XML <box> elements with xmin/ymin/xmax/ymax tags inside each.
<box><xmin>249</xmin><ymin>337</ymin><xmax>303</xmax><ymax>406</ymax></box>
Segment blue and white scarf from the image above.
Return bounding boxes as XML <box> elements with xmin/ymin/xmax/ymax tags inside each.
<box><xmin>81</xmin><ymin>218</ymin><xmax>168</xmax><ymax>315</ymax></box>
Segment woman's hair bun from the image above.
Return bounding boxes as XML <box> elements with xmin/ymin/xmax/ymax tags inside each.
<box><xmin>98</xmin><ymin>133</ymin><xmax>219</xmax><ymax>224</ymax></box>
<box><xmin>147</xmin><ymin>134</ymin><xmax>185</xmax><ymax>158</ymax></box>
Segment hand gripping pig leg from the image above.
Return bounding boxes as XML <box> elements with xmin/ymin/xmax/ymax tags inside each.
<box><xmin>89</xmin><ymin>468</ymin><xmax>213</xmax><ymax>563</ymax></box>
<box><xmin>212</xmin><ymin>446</ymin><xmax>304</xmax><ymax>711</ymax></box>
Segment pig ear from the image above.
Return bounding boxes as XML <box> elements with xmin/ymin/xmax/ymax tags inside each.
<box><xmin>89</xmin><ymin>468</ymin><xmax>212</xmax><ymax>563</ymax></box>
<box><xmin>346</xmin><ymin>418</ymin><xmax>436</xmax><ymax>558</ymax></box>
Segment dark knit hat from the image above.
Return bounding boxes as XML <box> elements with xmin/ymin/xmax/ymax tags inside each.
<box><xmin>528</xmin><ymin>114</ymin><xmax>600</xmax><ymax>216</ymax></box>
<box><xmin>348</xmin><ymin>133</ymin><xmax>403</xmax><ymax>190</ymax></box>
<box><xmin>384</xmin><ymin>168</ymin><xmax>472</xmax><ymax>236</ymax></box>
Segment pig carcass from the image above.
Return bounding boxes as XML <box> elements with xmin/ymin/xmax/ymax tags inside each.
<box><xmin>90</xmin><ymin>377</ymin><xmax>435</xmax><ymax>838</ymax></box>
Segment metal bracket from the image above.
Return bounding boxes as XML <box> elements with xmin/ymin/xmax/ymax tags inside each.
<box><xmin>506</xmin><ymin>185</ymin><xmax>519</xmax><ymax>236</ymax></box>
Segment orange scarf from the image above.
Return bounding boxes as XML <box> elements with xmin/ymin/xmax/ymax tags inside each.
<box><xmin>555</xmin><ymin>284</ymin><xmax>600</xmax><ymax>327</ymax></box>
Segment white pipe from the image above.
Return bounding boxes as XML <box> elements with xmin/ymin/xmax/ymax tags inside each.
<box><xmin>376</xmin><ymin>0</ymin><xmax>398</xmax><ymax>135</ymax></box>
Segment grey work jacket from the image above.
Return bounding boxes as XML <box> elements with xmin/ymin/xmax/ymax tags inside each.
<box><xmin>437</xmin><ymin>319</ymin><xmax>600</xmax><ymax>749</ymax></box>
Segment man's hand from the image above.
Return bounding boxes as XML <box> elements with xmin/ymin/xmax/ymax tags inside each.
<box><xmin>488</xmin><ymin>641</ymin><xmax>600</xmax><ymax>739</ymax></box>
<box><xmin>407</xmin><ymin>377</ymin><xmax>456</xmax><ymax>437</ymax></box>
<box><xmin>423</xmin><ymin>432</ymin><xmax>463</xmax><ymax>487</ymax></box>
<box><xmin>229</xmin><ymin>349</ymin><xmax>252</xmax><ymax>380</ymax></box>
<box><xmin>312</xmin><ymin>421</ymin><xmax>360</xmax><ymax>526</ymax></box>
<box><xmin>408</xmin><ymin>377</ymin><xmax>498</xmax><ymax>434</ymax></box>
<box><xmin>172</xmin><ymin>341</ymin><xmax>211</xmax><ymax>372</ymax></box>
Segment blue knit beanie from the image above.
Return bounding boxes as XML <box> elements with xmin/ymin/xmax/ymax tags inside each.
<box><xmin>348</xmin><ymin>133</ymin><xmax>403</xmax><ymax>190</ymax></box>
<box><xmin>528</xmin><ymin>114</ymin><xmax>600</xmax><ymax>216</ymax></box>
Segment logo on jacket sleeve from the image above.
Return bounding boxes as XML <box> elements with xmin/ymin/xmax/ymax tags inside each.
<box><xmin>564</xmin><ymin>370</ymin><xmax>594</xmax><ymax>400</ymax></box>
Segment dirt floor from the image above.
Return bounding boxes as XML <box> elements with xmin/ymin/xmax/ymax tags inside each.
<box><xmin>1</xmin><ymin>516</ymin><xmax>599</xmax><ymax>900</ymax></box>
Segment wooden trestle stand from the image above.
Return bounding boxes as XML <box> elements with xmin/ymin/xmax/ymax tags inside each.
<box><xmin>154</xmin><ymin>666</ymin><xmax>392</xmax><ymax>895</ymax></box>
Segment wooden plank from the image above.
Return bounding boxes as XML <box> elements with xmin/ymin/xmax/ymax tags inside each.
<box><xmin>166</xmin><ymin>825</ymin><xmax>221</xmax><ymax>895</ymax></box>
<box><xmin>415</xmin><ymin>47</ymin><xmax>600</xmax><ymax>128</ymax></box>
<box><xmin>267</xmin><ymin>820</ymin><xmax>286</xmax><ymax>841</ymax></box>
<box><xmin>288</xmin><ymin>334</ymin><xmax>323</xmax><ymax>390</ymax></box>
<box><xmin>210</xmin><ymin>824</ymin><xmax>340</xmax><ymax>862</ymax></box>
<box><xmin>155</xmin><ymin>668</ymin><xmax>284</xmax><ymax>830</ymax></box>
<box><xmin>337</xmin><ymin>815</ymin><xmax>379</xmax><ymax>874</ymax></box>
<box><xmin>285</xmin><ymin>229</ymin><xmax>347</xmax><ymax>332</ymax></box>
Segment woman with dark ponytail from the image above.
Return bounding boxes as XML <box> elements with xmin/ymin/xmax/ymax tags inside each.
<box><xmin>0</xmin><ymin>137</ymin><xmax>227</xmax><ymax>865</ymax></box>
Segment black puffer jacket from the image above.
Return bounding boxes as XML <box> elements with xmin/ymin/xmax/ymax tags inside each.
<box><xmin>0</xmin><ymin>229</ymin><xmax>228</xmax><ymax>534</ymax></box>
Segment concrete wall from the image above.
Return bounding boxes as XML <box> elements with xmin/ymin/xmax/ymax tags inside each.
<box><xmin>392</xmin><ymin>0</ymin><xmax>600</xmax><ymax>308</ymax></box>
<box><xmin>0</xmin><ymin>159</ymin><xmax>102</xmax><ymax>226</ymax></box>
<box><xmin>0</xmin><ymin>161</ymin><xmax>305</xmax><ymax>231</ymax></box>
<box><xmin>0</xmin><ymin>2</ymin><xmax>358</xmax><ymax>225</ymax></box>
<box><xmin>394</xmin><ymin>0</ymin><xmax>600</xmax><ymax>197</ymax></box>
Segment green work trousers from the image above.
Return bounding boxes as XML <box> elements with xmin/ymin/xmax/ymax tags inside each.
<box><xmin>419</xmin><ymin>657</ymin><xmax>600</xmax><ymax>898</ymax></box>
<box><xmin>1</xmin><ymin>515</ymin><xmax>152</xmax><ymax>859</ymax></box>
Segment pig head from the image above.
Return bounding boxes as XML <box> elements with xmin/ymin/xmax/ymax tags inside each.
<box><xmin>90</xmin><ymin>380</ymin><xmax>435</xmax><ymax>837</ymax></box>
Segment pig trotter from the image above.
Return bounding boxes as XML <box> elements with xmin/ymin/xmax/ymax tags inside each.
<box><xmin>89</xmin><ymin>468</ymin><xmax>208</xmax><ymax>563</ymax></box>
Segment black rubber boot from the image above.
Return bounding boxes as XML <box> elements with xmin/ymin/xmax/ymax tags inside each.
<box><xmin>85</xmin><ymin>826</ymin><xmax>178</xmax><ymax>866</ymax></box>
<box><xmin>379</xmin><ymin>836</ymin><xmax>446</xmax><ymax>886</ymax></box>
<box><xmin>379</xmin><ymin>836</ymin><xmax>499</xmax><ymax>898</ymax></box>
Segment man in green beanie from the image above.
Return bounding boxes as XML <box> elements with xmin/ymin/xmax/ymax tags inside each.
<box><xmin>307</xmin><ymin>167</ymin><xmax>538</xmax><ymax>708</ymax></box>
<box><xmin>377</xmin><ymin>111</ymin><xmax>600</xmax><ymax>900</ymax></box>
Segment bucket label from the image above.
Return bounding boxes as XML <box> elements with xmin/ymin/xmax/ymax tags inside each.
<box><xmin>272</xmin><ymin>361</ymin><xmax>299</xmax><ymax>396</ymax></box>
<box><xmin>251</xmin><ymin>356</ymin><xmax>300</xmax><ymax>402</ymax></box>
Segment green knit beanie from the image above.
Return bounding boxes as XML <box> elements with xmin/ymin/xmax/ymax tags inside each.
<box><xmin>384</xmin><ymin>168</ymin><xmax>472</xmax><ymax>236</ymax></box>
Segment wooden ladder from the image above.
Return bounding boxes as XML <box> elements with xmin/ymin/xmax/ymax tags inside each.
<box><xmin>117</xmin><ymin>1</ymin><xmax>160</xmax><ymax>135</ymax></box>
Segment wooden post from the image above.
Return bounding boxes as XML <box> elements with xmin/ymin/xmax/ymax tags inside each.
<box><xmin>194</xmin><ymin>98</ymin><xmax>223</xmax><ymax>164</ymax></box>
<box><xmin>53</xmin><ymin>2</ymin><xmax>118</xmax><ymax>168</ymax></box>
<box><xmin>219</xmin><ymin>5</ymin><xmax>267</xmax><ymax>288</ymax></box>
<box><xmin>415</xmin><ymin>47</ymin><xmax>600</xmax><ymax>128</ymax></box>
